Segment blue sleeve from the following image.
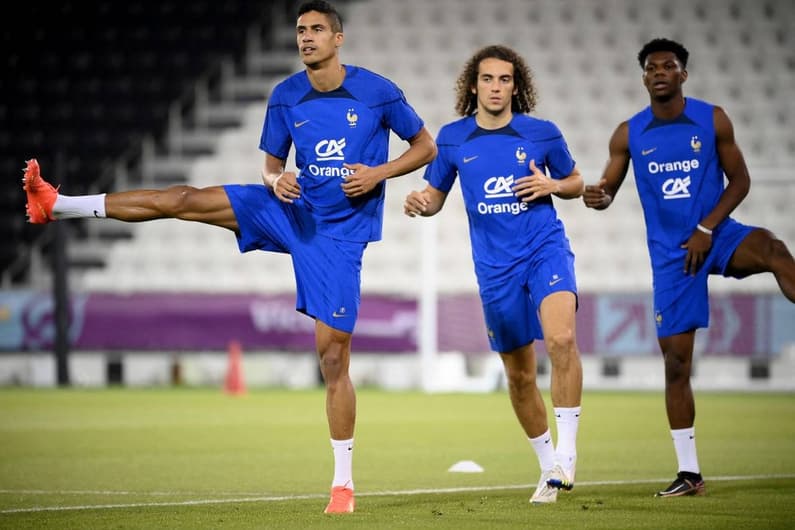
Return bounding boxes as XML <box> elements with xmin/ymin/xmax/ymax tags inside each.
<box><xmin>259</xmin><ymin>86</ymin><xmax>292</xmax><ymax>159</ymax></box>
<box><xmin>423</xmin><ymin>131</ymin><xmax>457</xmax><ymax>193</ymax></box>
<box><xmin>382</xmin><ymin>84</ymin><xmax>424</xmax><ymax>141</ymax></box>
<box><xmin>542</xmin><ymin>122</ymin><xmax>576</xmax><ymax>179</ymax></box>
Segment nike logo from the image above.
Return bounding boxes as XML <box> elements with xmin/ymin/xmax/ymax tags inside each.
<box><xmin>294</xmin><ymin>119</ymin><xmax>310</xmax><ymax>128</ymax></box>
<box><xmin>549</xmin><ymin>277</ymin><xmax>563</xmax><ymax>286</ymax></box>
<box><xmin>641</xmin><ymin>147</ymin><xmax>657</xmax><ymax>156</ymax></box>
<box><xmin>463</xmin><ymin>155</ymin><xmax>478</xmax><ymax>163</ymax></box>
<box><xmin>332</xmin><ymin>312</ymin><xmax>348</xmax><ymax>318</ymax></box>
<box><xmin>93</xmin><ymin>210</ymin><xmax>100</xmax><ymax>218</ymax></box>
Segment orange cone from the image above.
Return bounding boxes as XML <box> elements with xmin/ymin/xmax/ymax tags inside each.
<box><xmin>224</xmin><ymin>340</ymin><xmax>246</xmax><ymax>395</ymax></box>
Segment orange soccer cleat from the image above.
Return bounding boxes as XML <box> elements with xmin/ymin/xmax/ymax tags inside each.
<box><xmin>323</xmin><ymin>485</ymin><xmax>355</xmax><ymax>514</ymax></box>
<box><xmin>22</xmin><ymin>158</ymin><xmax>58</xmax><ymax>224</ymax></box>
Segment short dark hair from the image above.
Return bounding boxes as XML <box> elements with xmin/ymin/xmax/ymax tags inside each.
<box><xmin>298</xmin><ymin>1</ymin><xmax>343</xmax><ymax>33</ymax></box>
<box><xmin>637</xmin><ymin>38</ymin><xmax>689</xmax><ymax>68</ymax></box>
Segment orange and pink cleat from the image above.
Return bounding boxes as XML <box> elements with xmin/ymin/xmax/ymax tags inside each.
<box><xmin>324</xmin><ymin>485</ymin><xmax>355</xmax><ymax>514</ymax></box>
<box><xmin>22</xmin><ymin>158</ymin><xmax>58</xmax><ymax>224</ymax></box>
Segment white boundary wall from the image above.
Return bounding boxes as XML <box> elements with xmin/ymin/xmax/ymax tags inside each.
<box><xmin>2</xmin><ymin>346</ymin><xmax>794</xmax><ymax>392</ymax></box>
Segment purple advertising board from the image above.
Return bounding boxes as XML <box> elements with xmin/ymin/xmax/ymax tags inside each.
<box><xmin>0</xmin><ymin>291</ymin><xmax>792</xmax><ymax>356</ymax></box>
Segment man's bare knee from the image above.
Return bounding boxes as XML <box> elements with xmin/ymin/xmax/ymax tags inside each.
<box><xmin>663</xmin><ymin>352</ymin><xmax>690</xmax><ymax>384</ymax></box>
<box><xmin>173</xmin><ymin>186</ymin><xmax>203</xmax><ymax>217</ymax></box>
<box><xmin>546</xmin><ymin>330</ymin><xmax>576</xmax><ymax>365</ymax></box>
<box><xmin>156</xmin><ymin>185</ymin><xmax>200</xmax><ymax>217</ymax></box>
<box><xmin>506</xmin><ymin>368</ymin><xmax>537</xmax><ymax>396</ymax></box>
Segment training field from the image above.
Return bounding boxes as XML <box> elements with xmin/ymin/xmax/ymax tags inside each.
<box><xmin>1</xmin><ymin>388</ymin><xmax>793</xmax><ymax>529</ymax></box>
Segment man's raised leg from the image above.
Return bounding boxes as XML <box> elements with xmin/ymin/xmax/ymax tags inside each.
<box><xmin>23</xmin><ymin>158</ymin><xmax>238</xmax><ymax>230</ymax></box>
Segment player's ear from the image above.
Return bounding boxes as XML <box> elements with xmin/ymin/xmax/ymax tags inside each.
<box><xmin>335</xmin><ymin>32</ymin><xmax>344</xmax><ymax>48</ymax></box>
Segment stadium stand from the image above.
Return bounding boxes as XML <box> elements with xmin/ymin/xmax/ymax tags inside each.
<box><xmin>0</xmin><ymin>0</ymin><xmax>293</xmax><ymax>286</ymax></box>
<box><xmin>4</xmin><ymin>0</ymin><xmax>794</xmax><ymax>297</ymax></box>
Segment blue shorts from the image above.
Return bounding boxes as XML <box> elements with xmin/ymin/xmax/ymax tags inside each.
<box><xmin>479</xmin><ymin>243</ymin><xmax>577</xmax><ymax>353</ymax></box>
<box><xmin>225</xmin><ymin>184</ymin><xmax>365</xmax><ymax>333</ymax></box>
<box><xmin>652</xmin><ymin>218</ymin><xmax>755</xmax><ymax>338</ymax></box>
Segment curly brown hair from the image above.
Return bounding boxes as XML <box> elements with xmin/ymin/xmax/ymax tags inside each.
<box><xmin>454</xmin><ymin>45</ymin><xmax>537</xmax><ymax>117</ymax></box>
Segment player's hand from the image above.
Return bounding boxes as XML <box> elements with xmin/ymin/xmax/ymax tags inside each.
<box><xmin>341</xmin><ymin>163</ymin><xmax>382</xmax><ymax>197</ymax></box>
<box><xmin>404</xmin><ymin>190</ymin><xmax>430</xmax><ymax>217</ymax></box>
<box><xmin>583</xmin><ymin>178</ymin><xmax>613</xmax><ymax>210</ymax></box>
<box><xmin>681</xmin><ymin>230</ymin><xmax>712</xmax><ymax>275</ymax></box>
<box><xmin>512</xmin><ymin>160</ymin><xmax>557</xmax><ymax>202</ymax></box>
<box><xmin>271</xmin><ymin>171</ymin><xmax>300</xmax><ymax>203</ymax></box>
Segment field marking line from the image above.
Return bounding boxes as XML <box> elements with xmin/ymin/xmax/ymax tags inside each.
<box><xmin>2</xmin><ymin>473</ymin><xmax>794</xmax><ymax>515</ymax></box>
<box><xmin>0</xmin><ymin>489</ymin><xmax>267</xmax><ymax>497</ymax></box>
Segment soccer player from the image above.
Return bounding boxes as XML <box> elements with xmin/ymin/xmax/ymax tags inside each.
<box><xmin>22</xmin><ymin>0</ymin><xmax>436</xmax><ymax>514</ymax></box>
<box><xmin>404</xmin><ymin>45</ymin><xmax>584</xmax><ymax>505</ymax></box>
<box><xmin>583</xmin><ymin>37</ymin><xmax>795</xmax><ymax>497</ymax></box>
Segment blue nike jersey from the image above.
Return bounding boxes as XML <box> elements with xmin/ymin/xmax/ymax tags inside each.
<box><xmin>260</xmin><ymin>65</ymin><xmax>424</xmax><ymax>242</ymax></box>
<box><xmin>424</xmin><ymin>114</ymin><xmax>576</xmax><ymax>275</ymax></box>
<box><xmin>628</xmin><ymin>98</ymin><xmax>726</xmax><ymax>272</ymax></box>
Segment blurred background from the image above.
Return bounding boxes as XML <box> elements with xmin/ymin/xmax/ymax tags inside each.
<box><xmin>1</xmin><ymin>0</ymin><xmax>793</xmax><ymax>391</ymax></box>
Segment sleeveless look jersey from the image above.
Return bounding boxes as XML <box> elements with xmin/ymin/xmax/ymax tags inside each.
<box><xmin>627</xmin><ymin>97</ymin><xmax>754</xmax><ymax>336</ymax></box>
<box><xmin>627</xmin><ymin>97</ymin><xmax>726</xmax><ymax>274</ymax></box>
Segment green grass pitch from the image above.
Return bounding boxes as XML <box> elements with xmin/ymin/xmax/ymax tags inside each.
<box><xmin>0</xmin><ymin>387</ymin><xmax>793</xmax><ymax>529</ymax></box>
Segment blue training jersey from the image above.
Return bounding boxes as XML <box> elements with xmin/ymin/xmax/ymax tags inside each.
<box><xmin>424</xmin><ymin>113</ymin><xmax>576</xmax><ymax>274</ymax></box>
<box><xmin>628</xmin><ymin>97</ymin><xmax>726</xmax><ymax>272</ymax></box>
<box><xmin>260</xmin><ymin>65</ymin><xmax>424</xmax><ymax>242</ymax></box>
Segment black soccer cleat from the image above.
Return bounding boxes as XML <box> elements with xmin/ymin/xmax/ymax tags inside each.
<box><xmin>656</xmin><ymin>472</ymin><xmax>706</xmax><ymax>497</ymax></box>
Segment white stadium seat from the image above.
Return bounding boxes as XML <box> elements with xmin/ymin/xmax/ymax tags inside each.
<box><xmin>77</xmin><ymin>0</ymin><xmax>794</xmax><ymax>296</ymax></box>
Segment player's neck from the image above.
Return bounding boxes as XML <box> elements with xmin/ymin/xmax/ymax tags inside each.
<box><xmin>306</xmin><ymin>58</ymin><xmax>346</xmax><ymax>92</ymax></box>
<box><xmin>650</xmin><ymin>94</ymin><xmax>686</xmax><ymax>120</ymax></box>
<box><xmin>475</xmin><ymin>108</ymin><xmax>512</xmax><ymax>130</ymax></box>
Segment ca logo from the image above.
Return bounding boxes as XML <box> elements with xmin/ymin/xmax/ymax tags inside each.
<box><xmin>661</xmin><ymin>176</ymin><xmax>691</xmax><ymax>199</ymax></box>
<box><xmin>483</xmin><ymin>175</ymin><xmax>515</xmax><ymax>199</ymax></box>
<box><xmin>315</xmin><ymin>138</ymin><xmax>346</xmax><ymax>161</ymax></box>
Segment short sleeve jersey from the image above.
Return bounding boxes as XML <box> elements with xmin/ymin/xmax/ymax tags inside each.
<box><xmin>424</xmin><ymin>114</ymin><xmax>576</xmax><ymax>274</ymax></box>
<box><xmin>260</xmin><ymin>65</ymin><xmax>424</xmax><ymax>242</ymax></box>
<box><xmin>627</xmin><ymin>97</ymin><xmax>725</xmax><ymax>271</ymax></box>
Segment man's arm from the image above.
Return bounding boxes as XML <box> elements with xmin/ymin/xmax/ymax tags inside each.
<box><xmin>261</xmin><ymin>153</ymin><xmax>285</xmax><ymax>188</ymax></box>
<box><xmin>513</xmin><ymin>160</ymin><xmax>584</xmax><ymax>202</ymax></box>
<box><xmin>404</xmin><ymin>184</ymin><xmax>448</xmax><ymax>218</ymax></box>
<box><xmin>341</xmin><ymin>127</ymin><xmax>437</xmax><ymax>197</ymax></box>
<box><xmin>681</xmin><ymin>106</ymin><xmax>751</xmax><ymax>275</ymax></box>
<box><xmin>697</xmin><ymin>106</ymin><xmax>751</xmax><ymax>230</ymax></box>
<box><xmin>582</xmin><ymin>121</ymin><xmax>631</xmax><ymax>210</ymax></box>
<box><xmin>261</xmin><ymin>153</ymin><xmax>301</xmax><ymax>203</ymax></box>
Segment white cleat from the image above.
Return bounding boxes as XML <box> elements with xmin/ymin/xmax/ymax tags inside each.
<box><xmin>530</xmin><ymin>469</ymin><xmax>559</xmax><ymax>504</ymax></box>
<box><xmin>546</xmin><ymin>463</ymin><xmax>575</xmax><ymax>491</ymax></box>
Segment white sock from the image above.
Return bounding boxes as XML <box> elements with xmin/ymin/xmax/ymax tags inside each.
<box><xmin>52</xmin><ymin>194</ymin><xmax>106</xmax><ymax>219</ymax></box>
<box><xmin>671</xmin><ymin>427</ymin><xmax>700</xmax><ymax>474</ymax></box>
<box><xmin>553</xmin><ymin>406</ymin><xmax>581</xmax><ymax>473</ymax></box>
<box><xmin>331</xmin><ymin>438</ymin><xmax>354</xmax><ymax>489</ymax></box>
<box><xmin>529</xmin><ymin>429</ymin><xmax>556</xmax><ymax>472</ymax></box>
